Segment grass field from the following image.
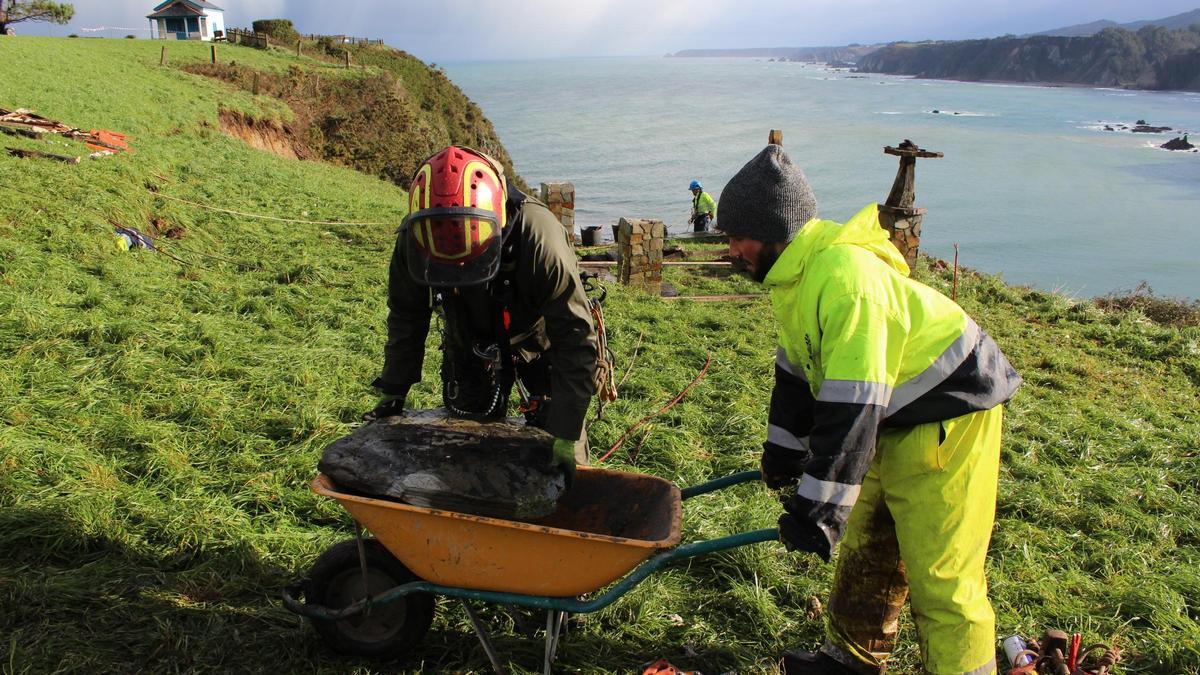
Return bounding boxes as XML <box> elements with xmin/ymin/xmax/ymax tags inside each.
<box><xmin>2</xmin><ymin>37</ymin><xmax>1198</xmax><ymax>674</ymax></box>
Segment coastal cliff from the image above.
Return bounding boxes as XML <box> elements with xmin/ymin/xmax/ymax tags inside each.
<box><xmin>858</xmin><ymin>25</ymin><xmax>1200</xmax><ymax>91</ymax></box>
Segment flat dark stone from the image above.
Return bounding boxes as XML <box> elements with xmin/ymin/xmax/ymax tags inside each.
<box><xmin>319</xmin><ymin>409</ymin><xmax>565</xmax><ymax>520</ymax></box>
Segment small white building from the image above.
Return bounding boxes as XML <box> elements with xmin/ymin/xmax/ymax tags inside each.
<box><xmin>146</xmin><ymin>0</ymin><xmax>225</xmax><ymax>41</ymax></box>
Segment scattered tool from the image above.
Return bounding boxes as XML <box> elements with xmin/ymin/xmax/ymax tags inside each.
<box><xmin>641</xmin><ymin>658</ymin><xmax>701</xmax><ymax>675</ymax></box>
<box><xmin>1002</xmin><ymin>630</ymin><xmax>1121</xmax><ymax>675</ymax></box>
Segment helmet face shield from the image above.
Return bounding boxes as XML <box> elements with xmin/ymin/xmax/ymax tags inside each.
<box><xmin>404</xmin><ymin>206</ymin><xmax>503</xmax><ymax>287</ymax></box>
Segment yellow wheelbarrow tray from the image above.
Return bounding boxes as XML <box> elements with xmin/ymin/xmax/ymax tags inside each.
<box><xmin>283</xmin><ymin>467</ymin><xmax>777</xmax><ymax>673</ymax></box>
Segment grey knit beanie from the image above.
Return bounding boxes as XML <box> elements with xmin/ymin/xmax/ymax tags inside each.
<box><xmin>717</xmin><ymin>145</ymin><xmax>817</xmax><ymax>243</ymax></box>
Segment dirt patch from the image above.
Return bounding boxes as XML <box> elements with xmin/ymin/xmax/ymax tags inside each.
<box><xmin>181</xmin><ymin>60</ymin><xmax>530</xmax><ymax>192</ymax></box>
<box><xmin>216</xmin><ymin>108</ymin><xmax>303</xmax><ymax>159</ymax></box>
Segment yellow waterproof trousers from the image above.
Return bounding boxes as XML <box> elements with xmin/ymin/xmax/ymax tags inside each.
<box><xmin>822</xmin><ymin>407</ymin><xmax>1003</xmax><ymax>675</ymax></box>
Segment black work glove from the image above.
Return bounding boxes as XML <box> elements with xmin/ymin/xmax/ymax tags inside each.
<box><xmin>778</xmin><ymin>494</ymin><xmax>833</xmax><ymax>562</ymax></box>
<box><xmin>760</xmin><ymin>443</ymin><xmax>809</xmax><ymax>489</ymax></box>
<box><xmin>362</xmin><ymin>394</ymin><xmax>405</xmax><ymax>422</ymax></box>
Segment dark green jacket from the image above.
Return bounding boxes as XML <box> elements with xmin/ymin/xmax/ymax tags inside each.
<box><xmin>375</xmin><ymin>192</ymin><xmax>598</xmax><ymax>441</ymax></box>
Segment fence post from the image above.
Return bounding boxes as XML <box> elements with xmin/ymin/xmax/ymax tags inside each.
<box><xmin>296</xmin><ymin>39</ymin><xmax>301</xmax><ymax>57</ymax></box>
<box><xmin>344</xmin><ymin>50</ymin><xmax>350</xmax><ymax>69</ymax></box>
<box><xmin>211</xmin><ymin>44</ymin><xmax>217</xmax><ymax>64</ymax></box>
<box><xmin>252</xmin><ymin>72</ymin><xmax>259</xmax><ymax>95</ymax></box>
<box><xmin>159</xmin><ymin>45</ymin><xmax>167</xmax><ymax>66</ymax></box>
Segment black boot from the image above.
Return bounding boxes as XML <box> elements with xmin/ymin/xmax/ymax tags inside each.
<box><xmin>780</xmin><ymin>651</ymin><xmax>865</xmax><ymax>675</ymax></box>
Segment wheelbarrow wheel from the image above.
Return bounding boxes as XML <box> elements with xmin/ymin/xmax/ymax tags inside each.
<box><xmin>306</xmin><ymin>538</ymin><xmax>434</xmax><ymax>659</ymax></box>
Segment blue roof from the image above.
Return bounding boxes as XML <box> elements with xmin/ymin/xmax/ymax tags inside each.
<box><xmin>151</xmin><ymin>0</ymin><xmax>223</xmax><ymax>12</ymax></box>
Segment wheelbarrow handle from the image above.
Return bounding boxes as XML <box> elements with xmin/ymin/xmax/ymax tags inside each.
<box><xmin>680</xmin><ymin>469</ymin><xmax>762</xmax><ymax>500</ymax></box>
<box><xmin>282</xmin><ymin>579</ymin><xmax>375</xmax><ymax>621</ymax></box>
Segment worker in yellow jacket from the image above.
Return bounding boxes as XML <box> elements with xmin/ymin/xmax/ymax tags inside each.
<box><xmin>689</xmin><ymin>179</ymin><xmax>717</xmax><ymax>232</ymax></box>
<box><xmin>718</xmin><ymin>144</ymin><xmax>1022</xmax><ymax>675</ymax></box>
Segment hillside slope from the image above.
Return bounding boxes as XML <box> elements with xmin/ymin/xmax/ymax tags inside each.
<box><xmin>1</xmin><ymin>37</ymin><xmax>1198</xmax><ymax>674</ymax></box>
<box><xmin>1034</xmin><ymin>8</ymin><xmax>1200</xmax><ymax>37</ymax></box>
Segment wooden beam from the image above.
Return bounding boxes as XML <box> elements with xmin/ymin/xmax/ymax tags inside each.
<box><xmin>578</xmin><ymin>261</ymin><xmax>732</xmax><ymax>267</ymax></box>
<box><xmin>768</xmin><ymin>129</ymin><xmax>783</xmax><ymax>146</ymax></box>
<box><xmin>7</xmin><ymin>147</ymin><xmax>81</xmax><ymax>164</ymax></box>
<box><xmin>884</xmin><ymin>139</ymin><xmax>942</xmax><ymax>159</ymax></box>
<box><xmin>661</xmin><ymin>294</ymin><xmax>763</xmax><ymax>302</ymax></box>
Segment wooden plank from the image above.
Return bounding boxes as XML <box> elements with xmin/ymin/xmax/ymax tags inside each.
<box><xmin>661</xmin><ymin>294</ymin><xmax>763</xmax><ymax>302</ymax></box>
<box><xmin>7</xmin><ymin>147</ymin><xmax>81</xmax><ymax>164</ymax></box>
<box><xmin>0</xmin><ymin>125</ymin><xmax>41</xmax><ymax>139</ymax></box>
<box><xmin>579</xmin><ymin>260</ymin><xmax>731</xmax><ymax>267</ymax></box>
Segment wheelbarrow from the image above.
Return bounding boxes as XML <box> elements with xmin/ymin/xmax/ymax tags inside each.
<box><xmin>283</xmin><ymin>466</ymin><xmax>778</xmax><ymax>673</ymax></box>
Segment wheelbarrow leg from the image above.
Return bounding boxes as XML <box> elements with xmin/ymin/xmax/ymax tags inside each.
<box><xmin>543</xmin><ymin>609</ymin><xmax>566</xmax><ymax>674</ymax></box>
<box><xmin>462</xmin><ymin>600</ymin><xmax>508</xmax><ymax>675</ymax></box>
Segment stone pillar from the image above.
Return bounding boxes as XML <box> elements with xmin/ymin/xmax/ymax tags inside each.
<box><xmin>880</xmin><ymin>140</ymin><xmax>942</xmax><ymax>270</ymax></box>
<box><xmin>539</xmin><ymin>182</ymin><xmax>575</xmax><ymax>243</ymax></box>
<box><xmin>877</xmin><ymin>205</ymin><xmax>925</xmax><ymax>268</ymax></box>
<box><xmin>617</xmin><ymin>218</ymin><xmax>664</xmax><ymax>295</ymax></box>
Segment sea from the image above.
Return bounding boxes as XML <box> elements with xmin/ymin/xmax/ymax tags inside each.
<box><xmin>445</xmin><ymin>57</ymin><xmax>1200</xmax><ymax>299</ymax></box>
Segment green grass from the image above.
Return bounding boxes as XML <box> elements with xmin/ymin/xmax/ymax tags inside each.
<box><xmin>2</xmin><ymin>36</ymin><xmax>1199</xmax><ymax>674</ymax></box>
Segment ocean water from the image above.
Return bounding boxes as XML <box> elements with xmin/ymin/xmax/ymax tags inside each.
<box><xmin>445</xmin><ymin>57</ymin><xmax>1200</xmax><ymax>298</ymax></box>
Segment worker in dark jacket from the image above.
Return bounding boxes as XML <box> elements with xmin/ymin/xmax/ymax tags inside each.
<box><xmin>365</xmin><ymin>146</ymin><xmax>598</xmax><ymax>479</ymax></box>
<box><xmin>719</xmin><ymin>144</ymin><xmax>1021</xmax><ymax>675</ymax></box>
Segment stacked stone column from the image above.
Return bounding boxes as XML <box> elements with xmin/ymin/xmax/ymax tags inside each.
<box><xmin>617</xmin><ymin>218</ymin><xmax>664</xmax><ymax>295</ymax></box>
<box><xmin>539</xmin><ymin>182</ymin><xmax>575</xmax><ymax>242</ymax></box>
<box><xmin>877</xmin><ymin>205</ymin><xmax>925</xmax><ymax>268</ymax></box>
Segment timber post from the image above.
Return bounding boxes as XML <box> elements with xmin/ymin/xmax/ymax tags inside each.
<box><xmin>211</xmin><ymin>44</ymin><xmax>217</xmax><ymax>64</ymax></box>
<box><xmin>159</xmin><ymin>44</ymin><xmax>167</xmax><ymax>66</ymax></box>
<box><xmin>878</xmin><ymin>139</ymin><xmax>943</xmax><ymax>270</ymax></box>
<box><xmin>296</xmin><ymin>39</ymin><xmax>301</xmax><ymax>57</ymax></box>
<box><xmin>768</xmin><ymin>129</ymin><xmax>783</xmax><ymax>145</ymax></box>
<box><xmin>343</xmin><ymin>50</ymin><xmax>350</xmax><ymax>69</ymax></box>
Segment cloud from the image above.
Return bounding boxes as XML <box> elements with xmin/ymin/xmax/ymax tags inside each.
<box><xmin>58</xmin><ymin>0</ymin><xmax>1200</xmax><ymax>59</ymax></box>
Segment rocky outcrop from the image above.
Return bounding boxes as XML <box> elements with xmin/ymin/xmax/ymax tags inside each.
<box><xmin>1161</xmin><ymin>135</ymin><xmax>1195</xmax><ymax>150</ymax></box>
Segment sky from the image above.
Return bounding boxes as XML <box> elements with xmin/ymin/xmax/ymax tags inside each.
<box><xmin>33</xmin><ymin>0</ymin><xmax>1200</xmax><ymax>62</ymax></box>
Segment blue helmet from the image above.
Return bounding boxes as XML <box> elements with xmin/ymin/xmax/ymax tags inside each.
<box><xmin>689</xmin><ymin>180</ymin><xmax>702</xmax><ymax>191</ymax></box>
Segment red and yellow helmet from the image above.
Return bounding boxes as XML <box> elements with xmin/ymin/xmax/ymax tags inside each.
<box><xmin>403</xmin><ymin>146</ymin><xmax>508</xmax><ymax>287</ymax></box>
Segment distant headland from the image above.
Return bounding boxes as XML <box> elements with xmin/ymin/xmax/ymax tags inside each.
<box><xmin>670</xmin><ymin>8</ymin><xmax>1200</xmax><ymax>92</ymax></box>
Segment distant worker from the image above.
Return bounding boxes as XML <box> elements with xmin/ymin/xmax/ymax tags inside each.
<box><xmin>718</xmin><ymin>144</ymin><xmax>1022</xmax><ymax>675</ymax></box>
<box><xmin>365</xmin><ymin>146</ymin><xmax>599</xmax><ymax>483</ymax></box>
<box><xmin>688</xmin><ymin>179</ymin><xmax>716</xmax><ymax>233</ymax></box>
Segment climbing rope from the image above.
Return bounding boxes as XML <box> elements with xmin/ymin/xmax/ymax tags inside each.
<box><xmin>155</xmin><ymin>192</ymin><xmax>390</xmax><ymax>226</ymax></box>
<box><xmin>595</xmin><ymin>352</ymin><xmax>712</xmax><ymax>464</ymax></box>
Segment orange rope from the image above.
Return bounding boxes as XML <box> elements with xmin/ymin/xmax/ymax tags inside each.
<box><xmin>595</xmin><ymin>352</ymin><xmax>712</xmax><ymax>464</ymax></box>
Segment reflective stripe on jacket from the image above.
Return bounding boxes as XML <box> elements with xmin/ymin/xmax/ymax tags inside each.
<box><xmin>763</xmin><ymin>203</ymin><xmax>1021</xmax><ymax>549</ymax></box>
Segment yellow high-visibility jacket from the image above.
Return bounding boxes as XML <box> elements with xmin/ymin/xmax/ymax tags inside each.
<box><xmin>763</xmin><ymin>204</ymin><xmax>1021</xmax><ymax>547</ymax></box>
<box><xmin>692</xmin><ymin>191</ymin><xmax>716</xmax><ymax>218</ymax></box>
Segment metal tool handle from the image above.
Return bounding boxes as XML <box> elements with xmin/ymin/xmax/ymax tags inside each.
<box><xmin>680</xmin><ymin>469</ymin><xmax>762</xmax><ymax>500</ymax></box>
